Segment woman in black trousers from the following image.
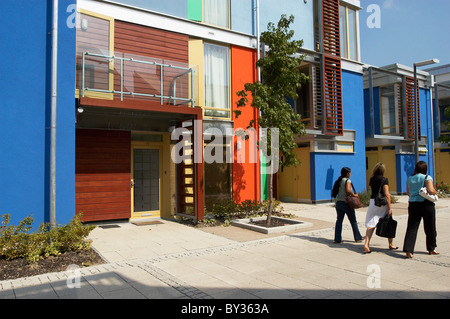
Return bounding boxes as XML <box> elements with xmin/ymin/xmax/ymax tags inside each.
<box><xmin>403</xmin><ymin>161</ymin><xmax>439</xmax><ymax>259</ymax></box>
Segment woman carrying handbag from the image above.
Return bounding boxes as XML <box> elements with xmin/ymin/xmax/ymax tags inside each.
<box><xmin>403</xmin><ymin>161</ymin><xmax>439</xmax><ymax>258</ymax></box>
<box><xmin>363</xmin><ymin>163</ymin><xmax>398</xmax><ymax>254</ymax></box>
<box><xmin>331</xmin><ymin>167</ymin><xmax>364</xmax><ymax>244</ymax></box>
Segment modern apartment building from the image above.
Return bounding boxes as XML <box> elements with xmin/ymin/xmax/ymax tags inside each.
<box><xmin>276</xmin><ymin>0</ymin><xmax>367</xmax><ymax>203</ymax></box>
<box><xmin>5</xmin><ymin>0</ymin><xmax>440</xmax><ymax>226</ymax></box>
<box><xmin>427</xmin><ymin>64</ymin><xmax>450</xmax><ymax>185</ymax></box>
<box><xmin>363</xmin><ymin>64</ymin><xmax>436</xmax><ymax>194</ymax></box>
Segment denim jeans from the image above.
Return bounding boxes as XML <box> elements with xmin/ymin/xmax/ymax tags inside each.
<box><xmin>335</xmin><ymin>200</ymin><xmax>363</xmax><ymax>242</ymax></box>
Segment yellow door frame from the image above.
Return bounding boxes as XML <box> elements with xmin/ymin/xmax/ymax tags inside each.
<box><xmin>131</xmin><ymin>141</ymin><xmax>163</xmax><ymax>220</ymax></box>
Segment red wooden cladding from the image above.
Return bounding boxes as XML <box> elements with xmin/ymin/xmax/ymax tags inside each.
<box><xmin>76</xmin><ymin>129</ymin><xmax>131</xmax><ymax>222</ymax></box>
<box><xmin>405</xmin><ymin>76</ymin><xmax>420</xmax><ymax>141</ymax></box>
<box><xmin>114</xmin><ymin>20</ymin><xmax>190</xmax><ymax>104</ymax></box>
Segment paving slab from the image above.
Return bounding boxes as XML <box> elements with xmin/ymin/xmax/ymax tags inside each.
<box><xmin>1</xmin><ymin>197</ymin><xmax>449</xmax><ymax>302</ymax></box>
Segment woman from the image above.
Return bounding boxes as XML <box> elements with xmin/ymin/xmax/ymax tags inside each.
<box><xmin>403</xmin><ymin>161</ymin><xmax>439</xmax><ymax>258</ymax></box>
<box><xmin>331</xmin><ymin>167</ymin><xmax>364</xmax><ymax>243</ymax></box>
<box><xmin>363</xmin><ymin>163</ymin><xmax>398</xmax><ymax>254</ymax></box>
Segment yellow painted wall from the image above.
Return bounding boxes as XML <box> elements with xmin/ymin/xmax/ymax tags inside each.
<box><xmin>188</xmin><ymin>38</ymin><xmax>204</xmax><ymax>108</ymax></box>
<box><xmin>366</xmin><ymin>147</ymin><xmax>397</xmax><ymax>194</ymax></box>
<box><xmin>277</xmin><ymin>147</ymin><xmax>311</xmax><ymax>202</ymax></box>
<box><xmin>435</xmin><ymin>149</ymin><xmax>450</xmax><ymax>186</ymax></box>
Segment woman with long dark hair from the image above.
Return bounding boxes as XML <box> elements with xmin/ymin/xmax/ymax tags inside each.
<box><xmin>331</xmin><ymin>167</ymin><xmax>364</xmax><ymax>243</ymax></box>
<box><xmin>403</xmin><ymin>161</ymin><xmax>439</xmax><ymax>258</ymax></box>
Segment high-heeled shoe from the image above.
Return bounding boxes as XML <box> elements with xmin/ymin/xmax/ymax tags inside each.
<box><xmin>389</xmin><ymin>246</ymin><xmax>399</xmax><ymax>250</ymax></box>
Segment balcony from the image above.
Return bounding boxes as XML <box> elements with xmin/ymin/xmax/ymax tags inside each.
<box><xmin>76</xmin><ymin>51</ymin><xmax>196</xmax><ymax>108</ymax></box>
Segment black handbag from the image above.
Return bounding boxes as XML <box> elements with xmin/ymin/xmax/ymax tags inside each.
<box><xmin>374</xmin><ymin>178</ymin><xmax>388</xmax><ymax>207</ymax></box>
<box><xmin>376</xmin><ymin>215</ymin><xmax>397</xmax><ymax>238</ymax></box>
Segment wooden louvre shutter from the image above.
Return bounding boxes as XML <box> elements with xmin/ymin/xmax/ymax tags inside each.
<box><xmin>312</xmin><ymin>64</ymin><xmax>323</xmax><ymax>129</ymax></box>
<box><xmin>322</xmin><ymin>0</ymin><xmax>340</xmax><ymax>57</ymax></box>
<box><xmin>321</xmin><ymin>0</ymin><xmax>343</xmax><ymax>136</ymax></box>
<box><xmin>405</xmin><ymin>76</ymin><xmax>420</xmax><ymax>140</ymax></box>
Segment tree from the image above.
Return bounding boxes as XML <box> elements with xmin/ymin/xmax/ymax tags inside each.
<box><xmin>234</xmin><ymin>15</ymin><xmax>309</xmax><ymax>226</ymax></box>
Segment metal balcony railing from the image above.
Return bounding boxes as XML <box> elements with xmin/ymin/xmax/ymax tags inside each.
<box><xmin>78</xmin><ymin>51</ymin><xmax>195</xmax><ymax>107</ymax></box>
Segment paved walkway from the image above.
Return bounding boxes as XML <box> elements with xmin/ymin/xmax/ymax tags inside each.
<box><xmin>1</xmin><ymin>196</ymin><xmax>450</xmax><ymax>301</ymax></box>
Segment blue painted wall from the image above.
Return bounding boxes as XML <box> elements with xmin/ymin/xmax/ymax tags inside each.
<box><xmin>420</xmin><ymin>88</ymin><xmax>435</xmax><ymax>181</ymax></box>
<box><xmin>363</xmin><ymin>87</ymin><xmax>380</xmax><ymax>136</ymax></box>
<box><xmin>0</xmin><ymin>0</ymin><xmax>76</xmax><ymax>227</ymax></box>
<box><xmin>311</xmin><ymin>70</ymin><xmax>366</xmax><ymax>201</ymax></box>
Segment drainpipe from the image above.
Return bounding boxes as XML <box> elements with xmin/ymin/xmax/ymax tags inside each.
<box><xmin>50</xmin><ymin>0</ymin><xmax>59</xmax><ymax>228</ymax></box>
<box><xmin>255</xmin><ymin>0</ymin><xmax>263</xmax><ymax>202</ymax></box>
<box><xmin>256</xmin><ymin>0</ymin><xmax>260</xmax><ymax>80</ymax></box>
<box><xmin>429</xmin><ymin>75</ymin><xmax>435</xmax><ymax>181</ymax></box>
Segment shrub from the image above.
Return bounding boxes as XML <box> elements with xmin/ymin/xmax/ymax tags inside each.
<box><xmin>358</xmin><ymin>189</ymin><xmax>398</xmax><ymax>207</ymax></box>
<box><xmin>199</xmin><ymin>198</ymin><xmax>290</xmax><ymax>226</ymax></box>
<box><xmin>436</xmin><ymin>182</ymin><xmax>449</xmax><ymax>198</ymax></box>
<box><xmin>0</xmin><ymin>213</ymin><xmax>95</xmax><ymax>263</ymax></box>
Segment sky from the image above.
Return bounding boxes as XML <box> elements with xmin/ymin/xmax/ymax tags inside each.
<box><xmin>359</xmin><ymin>0</ymin><xmax>449</xmax><ymax>69</ymax></box>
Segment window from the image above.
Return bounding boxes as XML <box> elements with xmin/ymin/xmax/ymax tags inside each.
<box><xmin>379</xmin><ymin>83</ymin><xmax>404</xmax><ymax>136</ymax></box>
<box><xmin>204</xmin><ymin>0</ymin><xmax>230</xmax><ymax>28</ymax></box>
<box><xmin>339</xmin><ymin>5</ymin><xmax>359</xmax><ymax>61</ymax></box>
<box><xmin>439</xmin><ymin>98</ymin><xmax>450</xmax><ymax>136</ymax></box>
<box><xmin>204</xmin><ymin>43</ymin><xmax>230</xmax><ymax>118</ymax></box>
<box><xmin>76</xmin><ymin>10</ymin><xmax>114</xmax><ymax>99</ymax></box>
<box><xmin>295</xmin><ymin>66</ymin><xmax>311</xmax><ymax>127</ymax></box>
<box><xmin>380</xmin><ymin>85</ymin><xmax>398</xmax><ymax>135</ymax></box>
<box><xmin>204</xmin><ymin>137</ymin><xmax>232</xmax><ymax>211</ymax></box>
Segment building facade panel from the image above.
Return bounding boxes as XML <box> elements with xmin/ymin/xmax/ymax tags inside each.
<box><xmin>231</xmin><ymin>45</ymin><xmax>260</xmax><ymax>203</ymax></box>
<box><xmin>75</xmin><ymin>129</ymin><xmax>132</xmax><ymax>222</ymax></box>
<box><xmin>0</xmin><ymin>0</ymin><xmax>76</xmax><ymax>226</ymax></box>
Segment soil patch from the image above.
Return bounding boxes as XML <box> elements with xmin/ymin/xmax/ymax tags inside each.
<box><xmin>251</xmin><ymin>218</ymin><xmax>294</xmax><ymax>227</ymax></box>
<box><xmin>0</xmin><ymin>249</ymin><xmax>105</xmax><ymax>281</ymax></box>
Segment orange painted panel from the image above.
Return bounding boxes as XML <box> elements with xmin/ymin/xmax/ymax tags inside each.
<box><xmin>231</xmin><ymin>46</ymin><xmax>260</xmax><ymax>203</ymax></box>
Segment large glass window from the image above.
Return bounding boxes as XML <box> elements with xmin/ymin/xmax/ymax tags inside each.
<box><xmin>380</xmin><ymin>86</ymin><xmax>396</xmax><ymax>134</ymax></box>
<box><xmin>439</xmin><ymin>98</ymin><xmax>450</xmax><ymax>136</ymax></box>
<box><xmin>204</xmin><ymin>0</ymin><xmax>229</xmax><ymax>28</ymax></box>
<box><xmin>76</xmin><ymin>10</ymin><xmax>114</xmax><ymax>99</ymax></box>
<box><xmin>204</xmin><ymin>137</ymin><xmax>232</xmax><ymax>211</ymax></box>
<box><xmin>295</xmin><ymin>66</ymin><xmax>312</xmax><ymax>127</ymax></box>
<box><xmin>339</xmin><ymin>5</ymin><xmax>359</xmax><ymax>61</ymax></box>
<box><xmin>380</xmin><ymin>84</ymin><xmax>402</xmax><ymax>136</ymax></box>
<box><xmin>204</xmin><ymin>43</ymin><xmax>230</xmax><ymax>118</ymax></box>
<box><xmin>339</xmin><ymin>6</ymin><xmax>348</xmax><ymax>59</ymax></box>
